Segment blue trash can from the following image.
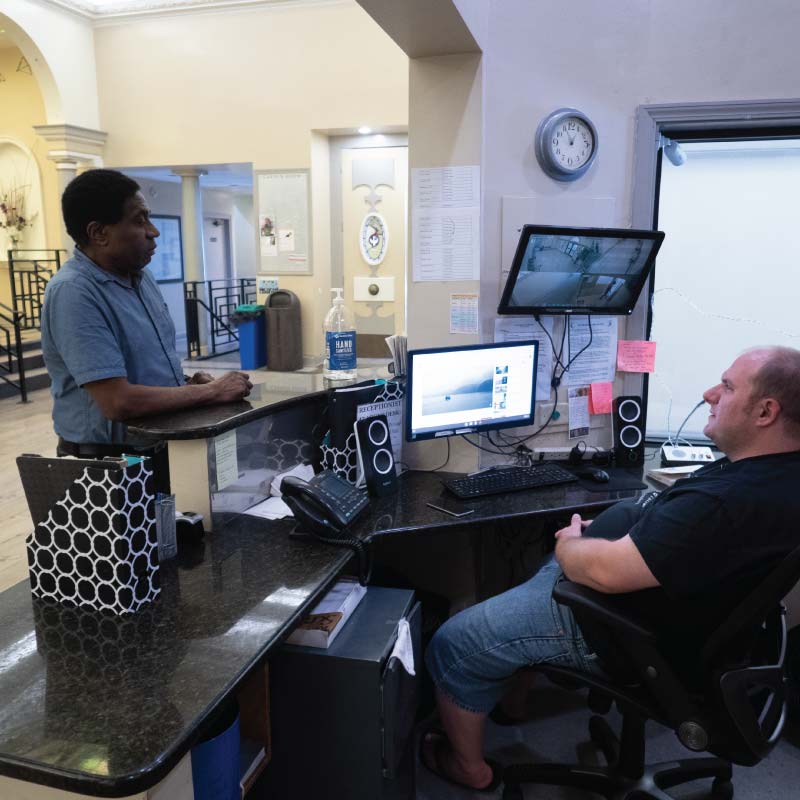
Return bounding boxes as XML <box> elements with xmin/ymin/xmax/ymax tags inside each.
<box><xmin>191</xmin><ymin>707</ymin><xmax>240</xmax><ymax>800</ymax></box>
<box><xmin>234</xmin><ymin>305</ymin><xmax>267</xmax><ymax>370</ymax></box>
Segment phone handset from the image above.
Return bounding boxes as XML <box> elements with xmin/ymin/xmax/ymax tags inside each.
<box><xmin>280</xmin><ymin>470</ymin><xmax>372</xmax><ymax>584</ymax></box>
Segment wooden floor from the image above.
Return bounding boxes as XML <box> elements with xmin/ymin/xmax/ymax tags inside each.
<box><xmin>0</xmin><ymin>363</ymin><xmax>282</xmax><ymax>594</ymax></box>
<box><xmin>0</xmin><ymin>388</ymin><xmax>58</xmax><ymax>592</ymax></box>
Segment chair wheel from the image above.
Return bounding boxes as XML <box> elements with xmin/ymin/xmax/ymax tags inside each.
<box><xmin>712</xmin><ymin>777</ymin><xmax>734</xmax><ymax>799</ymax></box>
<box><xmin>502</xmin><ymin>783</ymin><xmax>523</xmax><ymax>800</ymax></box>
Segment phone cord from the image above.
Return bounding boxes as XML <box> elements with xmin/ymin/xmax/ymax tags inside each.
<box><xmin>311</xmin><ymin>533</ymin><xmax>372</xmax><ymax>586</ymax></box>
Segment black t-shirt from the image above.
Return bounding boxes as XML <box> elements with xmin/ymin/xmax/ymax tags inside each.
<box><xmin>578</xmin><ymin>450</ymin><xmax>800</xmax><ymax>679</ymax></box>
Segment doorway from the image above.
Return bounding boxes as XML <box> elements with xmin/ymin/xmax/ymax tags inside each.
<box><xmin>203</xmin><ymin>216</ymin><xmax>232</xmax><ymax>281</ymax></box>
<box><xmin>330</xmin><ymin>134</ymin><xmax>408</xmax><ymax>357</ymax></box>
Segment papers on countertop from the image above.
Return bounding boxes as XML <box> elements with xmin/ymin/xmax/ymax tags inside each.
<box><xmin>269</xmin><ymin>463</ymin><xmax>315</xmax><ymax>497</ymax></box>
<box><xmin>243</xmin><ymin>496</ymin><xmax>293</xmax><ymax>520</ymax></box>
<box><xmin>243</xmin><ymin>463</ymin><xmax>315</xmax><ymax>520</ymax></box>
<box><xmin>385</xmin><ymin>334</ymin><xmax>408</xmax><ymax>377</ymax></box>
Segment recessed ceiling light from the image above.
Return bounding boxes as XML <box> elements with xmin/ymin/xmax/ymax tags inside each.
<box><xmin>358</xmin><ymin>126</ymin><xmax>372</xmax><ymax>135</ymax></box>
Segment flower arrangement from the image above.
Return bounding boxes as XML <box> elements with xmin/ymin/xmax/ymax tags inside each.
<box><xmin>0</xmin><ymin>183</ymin><xmax>36</xmax><ymax>247</ymax></box>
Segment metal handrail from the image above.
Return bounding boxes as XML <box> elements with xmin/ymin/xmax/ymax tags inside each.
<box><xmin>183</xmin><ymin>278</ymin><xmax>256</xmax><ymax>359</ymax></box>
<box><xmin>0</xmin><ymin>301</ymin><xmax>28</xmax><ymax>402</ymax></box>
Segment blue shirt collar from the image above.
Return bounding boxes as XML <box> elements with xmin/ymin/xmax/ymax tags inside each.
<box><xmin>73</xmin><ymin>248</ymin><xmax>136</xmax><ymax>288</ymax></box>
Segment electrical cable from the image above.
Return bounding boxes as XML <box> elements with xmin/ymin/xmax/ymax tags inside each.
<box><xmin>417</xmin><ymin>438</ymin><xmax>451</xmax><ymax>472</ymax></box>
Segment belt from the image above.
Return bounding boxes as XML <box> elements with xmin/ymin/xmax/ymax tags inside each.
<box><xmin>56</xmin><ymin>438</ymin><xmax>128</xmax><ymax>459</ymax></box>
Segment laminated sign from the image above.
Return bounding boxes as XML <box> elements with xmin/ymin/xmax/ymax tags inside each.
<box><xmin>18</xmin><ymin>455</ymin><xmax>161</xmax><ymax>615</ymax></box>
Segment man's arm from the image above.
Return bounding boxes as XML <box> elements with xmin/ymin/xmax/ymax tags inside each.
<box><xmin>84</xmin><ymin>371</ymin><xmax>252</xmax><ymax>421</ymax></box>
<box><xmin>554</xmin><ymin>513</ymin><xmax>659</xmax><ymax>594</ymax></box>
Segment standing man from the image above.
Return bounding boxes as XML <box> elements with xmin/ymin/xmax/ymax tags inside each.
<box><xmin>42</xmin><ymin>168</ymin><xmax>252</xmax><ymax>456</ymax></box>
<box><xmin>422</xmin><ymin>346</ymin><xmax>800</xmax><ymax>793</ymax></box>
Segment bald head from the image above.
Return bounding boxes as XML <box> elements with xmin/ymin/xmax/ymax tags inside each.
<box><xmin>746</xmin><ymin>346</ymin><xmax>800</xmax><ymax>437</ymax></box>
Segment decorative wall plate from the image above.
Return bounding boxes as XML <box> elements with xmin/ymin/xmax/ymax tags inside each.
<box><xmin>359</xmin><ymin>212</ymin><xmax>388</xmax><ymax>266</ymax></box>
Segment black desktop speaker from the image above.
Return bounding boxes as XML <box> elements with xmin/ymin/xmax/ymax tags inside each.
<box><xmin>354</xmin><ymin>415</ymin><xmax>398</xmax><ymax>497</ymax></box>
<box><xmin>613</xmin><ymin>396</ymin><xmax>645</xmax><ymax>467</ymax></box>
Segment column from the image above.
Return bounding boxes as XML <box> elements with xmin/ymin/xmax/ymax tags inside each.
<box><xmin>51</xmin><ymin>158</ymin><xmax>79</xmax><ymax>256</ymax></box>
<box><xmin>33</xmin><ymin>124</ymin><xmax>108</xmax><ymax>257</ymax></box>
<box><xmin>172</xmin><ymin>168</ymin><xmax>208</xmax><ymax>353</ymax></box>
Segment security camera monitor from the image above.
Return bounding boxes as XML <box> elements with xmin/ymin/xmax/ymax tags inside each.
<box><xmin>406</xmin><ymin>340</ymin><xmax>538</xmax><ymax>442</ymax></box>
<box><xmin>498</xmin><ymin>225</ymin><xmax>665</xmax><ymax>316</ymax></box>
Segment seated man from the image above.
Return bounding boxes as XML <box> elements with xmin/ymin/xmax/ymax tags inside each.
<box><xmin>423</xmin><ymin>346</ymin><xmax>800</xmax><ymax>792</ymax></box>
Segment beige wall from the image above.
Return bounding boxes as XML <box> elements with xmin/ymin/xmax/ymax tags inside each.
<box><xmin>94</xmin><ymin>1</ymin><xmax>408</xmax><ymax>358</ymax></box>
<box><xmin>405</xmin><ymin>52</ymin><xmax>483</xmax><ymax>472</ymax></box>
<box><xmin>0</xmin><ymin>45</ymin><xmax>60</xmax><ymax>251</ymax></box>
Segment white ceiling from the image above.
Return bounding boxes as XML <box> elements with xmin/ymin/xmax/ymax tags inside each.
<box><xmin>44</xmin><ymin>0</ymin><xmax>323</xmax><ymax>20</ymax></box>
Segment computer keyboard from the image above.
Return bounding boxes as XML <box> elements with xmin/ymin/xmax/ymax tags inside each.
<box><xmin>443</xmin><ymin>464</ymin><xmax>578</xmax><ymax>499</ymax></box>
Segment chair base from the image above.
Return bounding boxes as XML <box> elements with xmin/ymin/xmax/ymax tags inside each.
<box><xmin>502</xmin><ymin>714</ymin><xmax>733</xmax><ymax>800</ymax></box>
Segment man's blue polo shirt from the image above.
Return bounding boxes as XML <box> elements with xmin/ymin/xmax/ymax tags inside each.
<box><xmin>41</xmin><ymin>249</ymin><xmax>185</xmax><ymax>444</ymax></box>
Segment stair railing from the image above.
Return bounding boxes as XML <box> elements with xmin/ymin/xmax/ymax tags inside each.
<box><xmin>0</xmin><ymin>301</ymin><xmax>28</xmax><ymax>402</ymax></box>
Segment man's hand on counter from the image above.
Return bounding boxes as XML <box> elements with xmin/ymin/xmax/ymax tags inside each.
<box><xmin>187</xmin><ymin>371</ymin><xmax>215</xmax><ymax>385</ymax></box>
<box><xmin>206</xmin><ymin>371</ymin><xmax>253</xmax><ymax>403</ymax></box>
<box><xmin>84</xmin><ymin>371</ymin><xmax>254</xmax><ymax>422</ymax></box>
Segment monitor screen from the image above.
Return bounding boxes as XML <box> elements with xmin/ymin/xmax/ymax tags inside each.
<box><xmin>405</xmin><ymin>341</ymin><xmax>538</xmax><ymax>442</ymax></box>
<box><xmin>498</xmin><ymin>225</ymin><xmax>665</xmax><ymax>316</ymax></box>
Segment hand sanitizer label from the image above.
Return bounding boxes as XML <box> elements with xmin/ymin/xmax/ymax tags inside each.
<box><xmin>326</xmin><ymin>331</ymin><xmax>357</xmax><ymax>370</ymax></box>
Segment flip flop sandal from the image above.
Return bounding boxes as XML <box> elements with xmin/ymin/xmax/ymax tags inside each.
<box><xmin>419</xmin><ymin>729</ymin><xmax>502</xmax><ymax>793</ymax></box>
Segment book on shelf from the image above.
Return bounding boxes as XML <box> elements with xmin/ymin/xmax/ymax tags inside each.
<box><xmin>286</xmin><ymin>576</ymin><xmax>367</xmax><ymax>649</ymax></box>
<box><xmin>646</xmin><ymin>465</ymin><xmax>702</xmax><ymax>488</ymax></box>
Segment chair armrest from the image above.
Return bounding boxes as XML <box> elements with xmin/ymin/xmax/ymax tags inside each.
<box><xmin>553</xmin><ymin>580</ymin><xmax>657</xmax><ymax>643</ymax></box>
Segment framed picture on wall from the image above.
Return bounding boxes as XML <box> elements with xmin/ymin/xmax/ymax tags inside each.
<box><xmin>149</xmin><ymin>215</ymin><xmax>184</xmax><ymax>283</ymax></box>
<box><xmin>255</xmin><ymin>169</ymin><xmax>312</xmax><ymax>275</ymax></box>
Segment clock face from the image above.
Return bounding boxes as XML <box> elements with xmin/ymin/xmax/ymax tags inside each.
<box><xmin>535</xmin><ymin>108</ymin><xmax>599</xmax><ymax>181</ymax></box>
<box><xmin>359</xmin><ymin>212</ymin><xmax>388</xmax><ymax>266</ymax></box>
<box><xmin>550</xmin><ymin>117</ymin><xmax>594</xmax><ymax>171</ymax></box>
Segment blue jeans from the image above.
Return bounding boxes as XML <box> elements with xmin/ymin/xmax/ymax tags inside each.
<box><xmin>425</xmin><ymin>555</ymin><xmax>607</xmax><ymax>714</ymax></box>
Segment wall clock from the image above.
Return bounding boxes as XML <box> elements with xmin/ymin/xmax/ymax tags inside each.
<box><xmin>359</xmin><ymin>212</ymin><xmax>388</xmax><ymax>266</ymax></box>
<box><xmin>535</xmin><ymin>107</ymin><xmax>598</xmax><ymax>181</ymax></box>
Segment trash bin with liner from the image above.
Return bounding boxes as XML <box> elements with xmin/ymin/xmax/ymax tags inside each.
<box><xmin>231</xmin><ymin>304</ymin><xmax>266</xmax><ymax>370</ymax></box>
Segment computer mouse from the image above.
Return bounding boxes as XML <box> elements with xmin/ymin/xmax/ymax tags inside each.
<box><xmin>577</xmin><ymin>468</ymin><xmax>610</xmax><ymax>483</ymax></box>
<box><xmin>588</xmin><ymin>468</ymin><xmax>610</xmax><ymax>483</ymax></box>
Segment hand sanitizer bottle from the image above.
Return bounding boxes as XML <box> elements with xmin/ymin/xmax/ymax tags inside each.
<box><xmin>323</xmin><ymin>288</ymin><xmax>357</xmax><ymax>380</ymax></box>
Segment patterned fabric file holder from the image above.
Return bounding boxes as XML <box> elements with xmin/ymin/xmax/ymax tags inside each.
<box><xmin>320</xmin><ymin>380</ymin><xmax>404</xmax><ymax>485</ymax></box>
<box><xmin>20</xmin><ymin>456</ymin><xmax>161</xmax><ymax>615</ymax></box>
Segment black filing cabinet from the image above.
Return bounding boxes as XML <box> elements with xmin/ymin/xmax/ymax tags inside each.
<box><xmin>265</xmin><ymin>587</ymin><xmax>421</xmax><ymax>799</ymax></box>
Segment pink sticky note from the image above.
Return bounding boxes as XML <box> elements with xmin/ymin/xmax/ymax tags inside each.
<box><xmin>590</xmin><ymin>382</ymin><xmax>613</xmax><ymax>415</ymax></box>
<box><xmin>617</xmin><ymin>341</ymin><xmax>657</xmax><ymax>373</ymax></box>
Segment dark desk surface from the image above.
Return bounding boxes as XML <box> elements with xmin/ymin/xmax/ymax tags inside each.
<box><xmin>0</xmin><ymin>471</ymin><xmax>639</xmax><ymax>797</ymax></box>
<box><xmin>127</xmin><ymin>367</ymin><xmax>391</xmax><ymax>441</ymax></box>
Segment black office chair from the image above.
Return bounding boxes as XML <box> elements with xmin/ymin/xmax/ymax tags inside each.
<box><xmin>502</xmin><ymin>543</ymin><xmax>800</xmax><ymax>800</ymax></box>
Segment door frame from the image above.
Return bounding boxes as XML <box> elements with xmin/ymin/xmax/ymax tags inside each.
<box><xmin>628</xmin><ymin>97</ymin><xmax>800</xmax><ymax>396</ymax></box>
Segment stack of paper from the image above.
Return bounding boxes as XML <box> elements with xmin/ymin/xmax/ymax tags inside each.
<box><xmin>385</xmin><ymin>335</ymin><xmax>408</xmax><ymax>377</ymax></box>
<box><xmin>647</xmin><ymin>465</ymin><xmax>702</xmax><ymax>488</ymax></box>
<box><xmin>243</xmin><ymin>463</ymin><xmax>315</xmax><ymax>520</ymax></box>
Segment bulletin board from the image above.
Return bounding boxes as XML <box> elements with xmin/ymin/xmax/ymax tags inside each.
<box><xmin>255</xmin><ymin>169</ymin><xmax>312</xmax><ymax>274</ymax></box>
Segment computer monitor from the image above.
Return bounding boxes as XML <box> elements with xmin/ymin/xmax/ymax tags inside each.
<box><xmin>497</xmin><ymin>225</ymin><xmax>665</xmax><ymax>316</ymax></box>
<box><xmin>405</xmin><ymin>340</ymin><xmax>538</xmax><ymax>442</ymax></box>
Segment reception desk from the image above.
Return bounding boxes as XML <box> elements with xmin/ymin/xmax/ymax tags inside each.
<box><xmin>0</xmin><ymin>372</ymin><xmax>642</xmax><ymax>798</ymax></box>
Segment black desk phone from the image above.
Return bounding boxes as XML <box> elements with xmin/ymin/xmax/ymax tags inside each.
<box><xmin>281</xmin><ymin>470</ymin><xmax>369</xmax><ymax>538</ymax></box>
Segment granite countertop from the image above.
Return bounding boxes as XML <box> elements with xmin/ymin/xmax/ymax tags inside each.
<box><xmin>0</xmin><ymin>470</ymin><xmax>639</xmax><ymax>796</ymax></box>
<box><xmin>0</xmin><ymin>516</ymin><xmax>351</xmax><ymax>797</ymax></box>
<box><xmin>127</xmin><ymin>367</ymin><xmax>392</xmax><ymax>440</ymax></box>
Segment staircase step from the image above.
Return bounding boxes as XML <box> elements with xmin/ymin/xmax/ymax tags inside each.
<box><xmin>0</xmin><ymin>365</ymin><xmax>50</xmax><ymax>400</ymax></box>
